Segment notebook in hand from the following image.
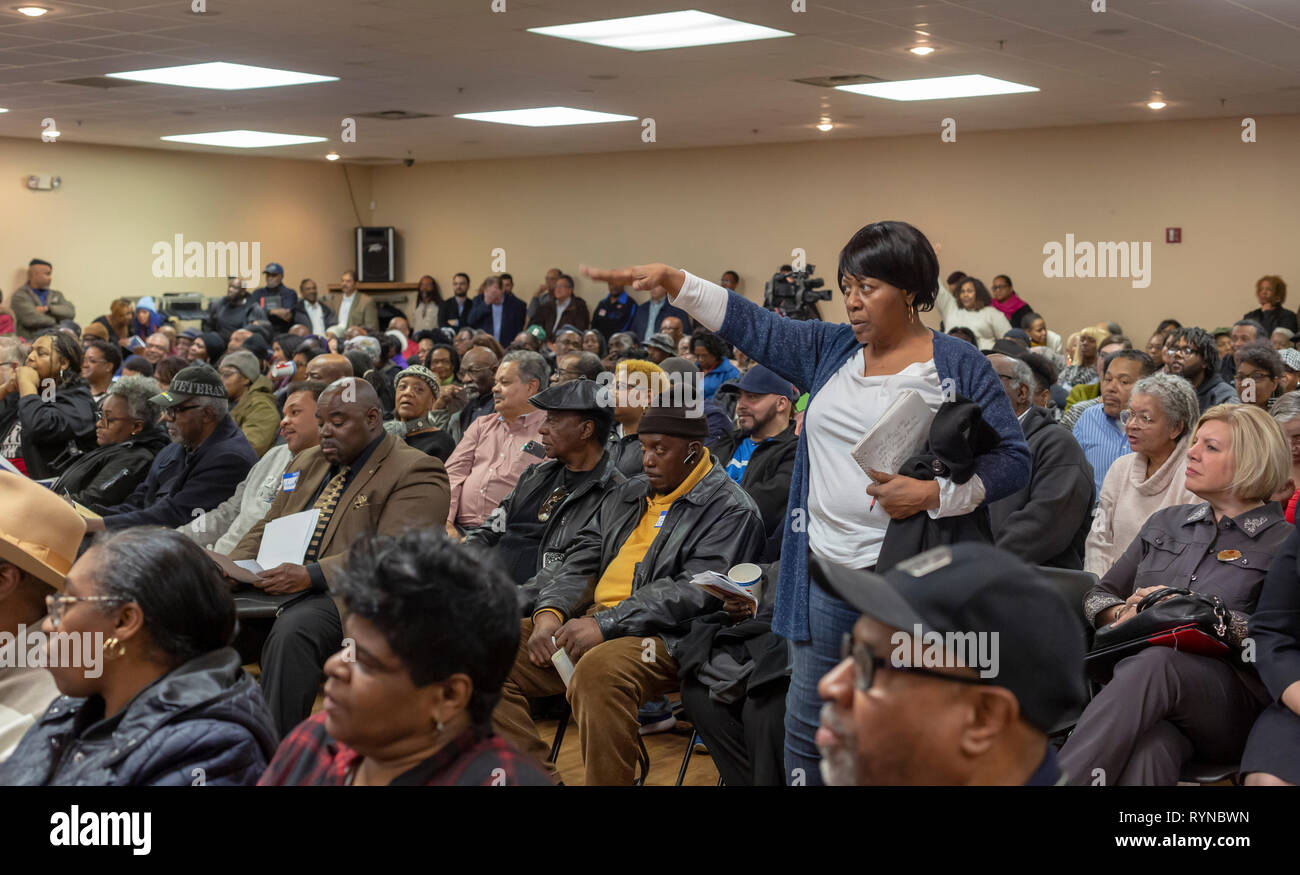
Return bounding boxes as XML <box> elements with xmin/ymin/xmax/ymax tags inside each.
<box><xmin>849</xmin><ymin>389</ymin><xmax>934</xmax><ymax>481</ymax></box>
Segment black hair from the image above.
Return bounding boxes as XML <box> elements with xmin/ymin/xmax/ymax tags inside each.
<box><xmin>1102</xmin><ymin>335</ymin><xmax>1132</xmax><ymax>350</ymax></box>
<box><xmin>1022</xmin><ymin>312</ymin><xmax>1044</xmax><ymax>327</ymax></box>
<box><xmin>581</xmin><ymin>329</ymin><xmax>607</xmax><ymax>357</ymax></box>
<box><xmin>957</xmin><ymin>276</ymin><xmax>993</xmax><ymax>310</ymax></box>
<box><xmin>154</xmin><ymin>356</ymin><xmax>188</xmax><ymax>386</ymax></box>
<box><xmin>1156</xmin><ymin>318</ymin><xmax>1182</xmax><ymax>334</ymax></box>
<box><xmin>947</xmin><ymin>326</ymin><xmax>977</xmax><ymax>345</ymax></box>
<box><xmin>566</xmin><ymin>351</ymin><xmax>605</xmax><ymax>381</ymax></box>
<box><xmin>299</xmin><ymin>277</ymin><xmax>316</xmax><ymax>292</ymax></box>
<box><xmin>557</xmin><ymin>273</ymin><xmax>575</xmax><ymax>288</ymax></box>
<box><xmin>453</xmin><ymin>272</ymin><xmax>470</xmax><ymax>285</ymax></box>
<box><xmin>424</xmin><ymin>343</ymin><xmax>460</xmax><ymax>375</ymax></box>
<box><xmin>90</xmin><ymin>528</ymin><xmax>236</xmax><ymax>668</ymax></box>
<box><xmin>335</xmin><ymin>531</ymin><xmax>519</xmax><ymax>728</ymax></box>
<box><xmin>690</xmin><ymin>330</ymin><xmax>728</xmax><ymax>363</ymax></box>
<box><xmin>85</xmin><ymin>338</ymin><xmax>123</xmax><ymax>372</ymax></box>
<box><xmin>344</xmin><ymin>350</ymin><xmax>373</xmax><ymax>378</ymax></box>
<box><xmin>377</xmin><ymin>333</ymin><xmax>400</xmax><ymax>364</ymax></box>
<box><xmin>993</xmin><ymin>274</ymin><xmax>1013</xmax><ymax>288</ymax></box>
<box><xmin>1174</xmin><ymin>327</ymin><xmax>1219</xmax><ymax>372</ymax></box>
<box><xmin>1235</xmin><ymin>341</ymin><xmax>1284</xmax><ymax>379</ymax></box>
<box><xmin>1234</xmin><ymin>319</ymin><xmax>1266</xmax><ymax>339</ymax></box>
<box><xmin>945</xmin><ymin>270</ymin><xmax>967</xmax><ymax>287</ymax></box>
<box><xmin>287</xmin><ymin>379</ymin><xmax>331</xmax><ymax>403</ymax></box>
<box><xmin>36</xmin><ymin>329</ymin><xmax>85</xmax><ymax>387</ymax></box>
<box><xmin>295</xmin><ymin>339</ymin><xmax>326</xmax><ymax>362</ymax></box>
<box><xmin>121</xmin><ymin>354</ymin><xmax>154</xmax><ymax>377</ymax></box>
<box><xmin>417</xmin><ymin>275</ymin><xmax>442</xmax><ymax>304</ymax></box>
<box><xmin>722</xmin><ymin>270</ymin><xmax>739</xmax><ymax>282</ymax></box>
<box><xmin>1102</xmin><ymin>349</ymin><xmax>1156</xmax><ymax>377</ymax></box>
<box><xmin>1019</xmin><ymin>350</ymin><xmax>1058</xmax><ymax>393</ymax></box>
<box><xmin>499</xmin><ymin>272</ymin><xmax>513</xmax><ymax>282</ymax></box>
<box><xmin>837</xmin><ymin>221</ymin><xmax>941</xmax><ymax>311</ymax></box>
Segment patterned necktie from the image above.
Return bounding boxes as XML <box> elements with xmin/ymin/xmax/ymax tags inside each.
<box><xmin>304</xmin><ymin>469</ymin><xmax>348</xmax><ymax>563</ymax></box>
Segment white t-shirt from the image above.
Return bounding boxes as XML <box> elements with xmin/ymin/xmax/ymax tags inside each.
<box><xmin>806</xmin><ymin>350</ymin><xmax>984</xmax><ymax>569</ymax></box>
<box><xmin>337</xmin><ymin>293</ymin><xmax>357</xmax><ymax>329</ymax></box>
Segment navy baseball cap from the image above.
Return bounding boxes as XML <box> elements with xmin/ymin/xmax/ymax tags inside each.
<box><xmin>811</xmin><ymin>543</ymin><xmax>1086</xmax><ymax>734</ymax></box>
<box><xmin>715</xmin><ymin>364</ymin><xmax>797</xmax><ymax>400</ymax></box>
<box><xmin>264</xmin><ymin>263</ymin><xmax>284</xmax><ymax>275</ymax></box>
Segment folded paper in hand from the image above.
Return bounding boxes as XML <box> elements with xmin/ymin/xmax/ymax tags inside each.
<box><xmin>850</xmin><ymin>389</ymin><xmax>934</xmax><ymax>482</ymax></box>
<box><xmin>207</xmin><ymin>509</ymin><xmax>319</xmax><ymax>582</ymax></box>
<box><xmin>690</xmin><ymin>570</ymin><xmax>758</xmax><ymax>605</ymax></box>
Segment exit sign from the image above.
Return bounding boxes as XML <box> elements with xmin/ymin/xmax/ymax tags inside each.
<box><xmin>1166</xmin><ymin>227</ymin><xmax>1181</xmax><ymax>243</ymax></box>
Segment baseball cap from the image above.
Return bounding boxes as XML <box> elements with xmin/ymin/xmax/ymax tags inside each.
<box><xmin>646</xmin><ymin>333</ymin><xmax>677</xmax><ymax>356</ymax></box>
<box><xmin>264</xmin><ymin>263</ymin><xmax>284</xmax><ymax>275</ymax></box>
<box><xmin>150</xmin><ymin>363</ymin><xmax>226</xmax><ymax>408</ymax></box>
<box><xmin>529</xmin><ymin>378</ymin><xmax>614</xmax><ymax>423</ymax></box>
<box><xmin>715</xmin><ymin>364</ymin><xmax>797</xmax><ymax>400</ymax></box>
<box><xmin>811</xmin><ymin>543</ymin><xmax>1086</xmax><ymax>734</ymax></box>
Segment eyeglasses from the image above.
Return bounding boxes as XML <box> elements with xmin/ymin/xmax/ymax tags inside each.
<box><xmin>1169</xmin><ymin>345</ymin><xmax>1197</xmax><ymax>358</ymax></box>
<box><xmin>458</xmin><ymin>365</ymin><xmax>494</xmax><ymax>378</ymax></box>
<box><xmin>839</xmin><ymin>632</ymin><xmax>988</xmax><ymax>693</ymax></box>
<box><xmin>162</xmin><ymin>402</ymin><xmax>203</xmax><ymax>419</ymax></box>
<box><xmin>538</xmin><ymin>486</ymin><xmax>568</xmax><ymax>522</ymax></box>
<box><xmin>96</xmin><ymin>413</ymin><xmax>139</xmax><ymax>426</ymax></box>
<box><xmin>1120</xmin><ymin>409</ymin><xmax>1156</xmax><ymax>428</ymax></box>
<box><xmin>45</xmin><ymin>594</ymin><xmax>127</xmax><ymax>630</ymax></box>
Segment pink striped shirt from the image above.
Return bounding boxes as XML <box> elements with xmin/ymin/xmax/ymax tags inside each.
<box><xmin>445</xmin><ymin>409</ymin><xmax>545</xmax><ymax>529</ymax></box>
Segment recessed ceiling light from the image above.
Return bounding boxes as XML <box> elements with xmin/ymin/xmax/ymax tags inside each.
<box><xmin>16</xmin><ymin>6</ymin><xmax>49</xmax><ymax>16</ymax></box>
<box><xmin>454</xmin><ymin>106</ymin><xmax>637</xmax><ymax>127</ymax></box>
<box><xmin>160</xmin><ymin>130</ymin><xmax>328</xmax><ymax>148</ymax></box>
<box><xmin>909</xmin><ymin>46</ymin><xmax>935</xmax><ymax>55</ymax></box>
<box><xmin>528</xmin><ymin>9</ymin><xmax>792</xmax><ymax>51</ymax></box>
<box><xmin>325</xmin><ymin>151</ymin><xmax>340</xmax><ymax>161</ymax></box>
<box><xmin>837</xmin><ymin>74</ymin><xmax>1038</xmax><ymax>101</ymax></box>
<box><xmin>1147</xmin><ymin>100</ymin><xmax>1167</xmax><ymax>110</ymax></box>
<box><xmin>107</xmin><ymin>62</ymin><xmax>337</xmax><ymax>91</ymax></box>
<box><xmin>0</xmin><ymin>108</ymin><xmax>8</xmax><ymax>113</ymax></box>
<box><xmin>816</xmin><ymin>122</ymin><xmax>833</xmax><ymax>132</ymax></box>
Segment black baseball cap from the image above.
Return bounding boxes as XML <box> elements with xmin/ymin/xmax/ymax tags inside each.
<box><xmin>716</xmin><ymin>364</ymin><xmax>797</xmax><ymax>400</ymax></box>
<box><xmin>150</xmin><ymin>363</ymin><xmax>226</xmax><ymax>408</ymax></box>
<box><xmin>811</xmin><ymin>543</ymin><xmax>1086</xmax><ymax>734</ymax></box>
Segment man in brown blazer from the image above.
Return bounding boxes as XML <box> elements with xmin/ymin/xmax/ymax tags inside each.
<box><xmin>228</xmin><ymin>376</ymin><xmax>449</xmax><ymax>733</ymax></box>
<box><xmin>330</xmin><ymin>269</ymin><xmax>380</xmax><ymax>335</ymax></box>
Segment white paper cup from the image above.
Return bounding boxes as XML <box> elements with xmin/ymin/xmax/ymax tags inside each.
<box><xmin>728</xmin><ymin>562</ymin><xmax>763</xmax><ymax>602</ymax></box>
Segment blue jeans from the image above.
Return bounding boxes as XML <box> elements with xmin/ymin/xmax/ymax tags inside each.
<box><xmin>783</xmin><ymin>576</ymin><xmax>862</xmax><ymax>786</ymax></box>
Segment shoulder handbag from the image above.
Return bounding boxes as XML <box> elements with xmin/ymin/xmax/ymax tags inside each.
<box><xmin>1085</xmin><ymin>587</ymin><xmax>1231</xmax><ymax>682</ymax></box>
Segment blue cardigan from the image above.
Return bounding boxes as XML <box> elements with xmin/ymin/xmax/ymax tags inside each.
<box><xmin>715</xmin><ymin>291</ymin><xmax>1032</xmax><ymax>641</ymax></box>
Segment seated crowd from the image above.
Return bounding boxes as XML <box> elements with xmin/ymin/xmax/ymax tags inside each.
<box><xmin>0</xmin><ymin>244</ymin><xmax>1298</xmax><ymax>789</ymax></box>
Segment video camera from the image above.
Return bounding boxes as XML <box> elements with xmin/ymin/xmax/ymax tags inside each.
<box><xmin>763</xmin><ymin>265</ymin><xmax>830</xmax><ymax>321</ymax></box>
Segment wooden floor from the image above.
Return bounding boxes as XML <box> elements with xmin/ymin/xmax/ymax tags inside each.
<box><xmin>536</xmin><ymin>714</ymin><xmax>723</xmax><ymax>787</ymax></box>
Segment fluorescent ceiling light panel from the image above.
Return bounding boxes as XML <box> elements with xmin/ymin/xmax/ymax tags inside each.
<box><xmin>107</xmin><ymin>62</ymin><xmax>337</xmax><ymax>90</ymax></box>
<box><xmin>528</xmin><ymin>10</ymin><xmax>792</xmax><ymax>51</ymax></box>
<box><xmin>160</xmin><ymin>130</ymin><xmax>328</xmax><ymax>148</ymax></box>
<box><xmin>454</xmin><ymin>107</ymin><xmax>637</xmax><ymax>127</ymax></box>
<box><xmin>837</xmin><ymin>74</ymin><xmax>1038</xmax><ymax>101</ymax></box>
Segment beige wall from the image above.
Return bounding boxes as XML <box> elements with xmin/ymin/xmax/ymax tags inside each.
<box><xmin>372</xmin><ymin>114</ymin><xmax>1298</xmax><ymax>345</ymax></box>
<box><xmin>0</xmin><ymin>138</ymin><xmax>371</xmax><ymax>322</ymax></box>
<box><xmin>5</xmin><ymin>114</ymin><xmax>1297</xmax><ymax>348</ymax></box>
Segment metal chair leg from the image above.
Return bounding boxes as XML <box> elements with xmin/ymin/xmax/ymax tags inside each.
<box><xmin>634</xmin><ymin>735</ymin><xmax>650</xmax><ymax>786</ymax></box>
<box><xmin>675</xmin><ymin>729</ymin><xmax>699</xmax><ymax>786</ymax></box>
<box><xmin>547</xmin><ymin>705</ymin><xmax>571</xmax><ymax>765</ymax></box>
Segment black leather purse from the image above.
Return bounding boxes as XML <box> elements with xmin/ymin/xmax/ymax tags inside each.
<box><xmin>1085</xmin><ymin>587</ymin><xmax>1231</xmax><ymax>681</ymax></box>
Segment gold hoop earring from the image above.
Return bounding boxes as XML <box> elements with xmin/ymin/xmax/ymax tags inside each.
<box><xmin>102</xmin><ymin>636</ymin><xmax>126</xmax><ymax>660</ymax></box>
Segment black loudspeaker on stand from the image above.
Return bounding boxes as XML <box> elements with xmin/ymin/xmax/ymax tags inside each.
<box><xmin>355</xmin><ymin>226</ymin><xmax>397</xmax><ymax>282</ymax></box>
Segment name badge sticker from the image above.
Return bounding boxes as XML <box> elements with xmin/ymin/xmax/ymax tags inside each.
<box><xmin>654</xmin><ymin>510</ymin><xmax>668</xmax><ymax>529</ymax></box>
<box><xmin>282</xmin><ymin>472</ymin><xmax>300</xmax><ymax>492</ymax></box>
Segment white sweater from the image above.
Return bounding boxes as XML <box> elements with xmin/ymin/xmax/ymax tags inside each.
<box><xmin>935</xmin><ymin>287</ymin><xmax>1013</xmax><ymax>350</ymax></box>
<box><xmin>1083</xmin><ymin>436</ymin><xmax>1198</xmax><ymax>577</ymax></box>
<box><xmin>179</xmin><ymin>442</ymin><xmax>292</xmax><ymax>554</ymax></box>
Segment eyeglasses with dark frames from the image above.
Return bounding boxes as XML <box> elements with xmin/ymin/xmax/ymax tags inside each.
<box><xmin>839</xmin><ymin>632</ymin><xmax>989</xmax><ymax>693</ymax></box>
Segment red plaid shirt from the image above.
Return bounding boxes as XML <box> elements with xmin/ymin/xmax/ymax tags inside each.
<box><xmin>259</xmin><ymin>713</ymin><xmax>553</xmax><ymax>786</ymax></box>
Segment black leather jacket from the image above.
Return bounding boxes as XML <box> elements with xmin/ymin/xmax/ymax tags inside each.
<box><xmin>50</xmin><ymin>425</ymin><xmax>171</xmax><ymax>507</ymax></box>
<box><xmin>531</xmin><ymin>456</ymin><xmax>764</xmax><ymax>655</ymax></box>
<box><xmin>462</xmin><ymin>451</ymin><xmax>626</xmax><ymax>612</ymax></box>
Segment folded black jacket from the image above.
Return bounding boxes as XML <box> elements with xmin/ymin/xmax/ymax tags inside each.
<box><xmin>876</xmin><ymin>396</ymin><xmax>999</xmax><ymax>573</ymax></box>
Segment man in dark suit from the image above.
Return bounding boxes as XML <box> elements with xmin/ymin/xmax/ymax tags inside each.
<box><xmin>467</xmin><ymin>275</ymin><xmax>526</xmax><ymax>346</ymax></box>
<box><xmin>530</xmin><ymin>273</ymin><xmax>590</xmax><ymax>338</ymax></box>
<box><xmin>291</xmin><ymin>278</ymin><xmax>337</xmax><ymax>335</ymax></box>
<box><xmin>628</xmin><ymin>283</ymin><xmax>692</xmax><ymax>343</ymax></box>
<box><xmin>226</xmin><ymin>377</ymin><xmax>450</xmax><ymax>734</ymax></box>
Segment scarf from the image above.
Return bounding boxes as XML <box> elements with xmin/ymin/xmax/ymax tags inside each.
<box><xmin>991</xmin><ymin>292</ymin><xmax>1027</xmax><ymax>321</ymax></box>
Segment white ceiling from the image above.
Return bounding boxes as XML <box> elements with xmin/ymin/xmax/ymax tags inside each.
<box><xmin>0</xmin><ymin>0</ymin><xmax>1296</xmax><ymax>163</ymax></box>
